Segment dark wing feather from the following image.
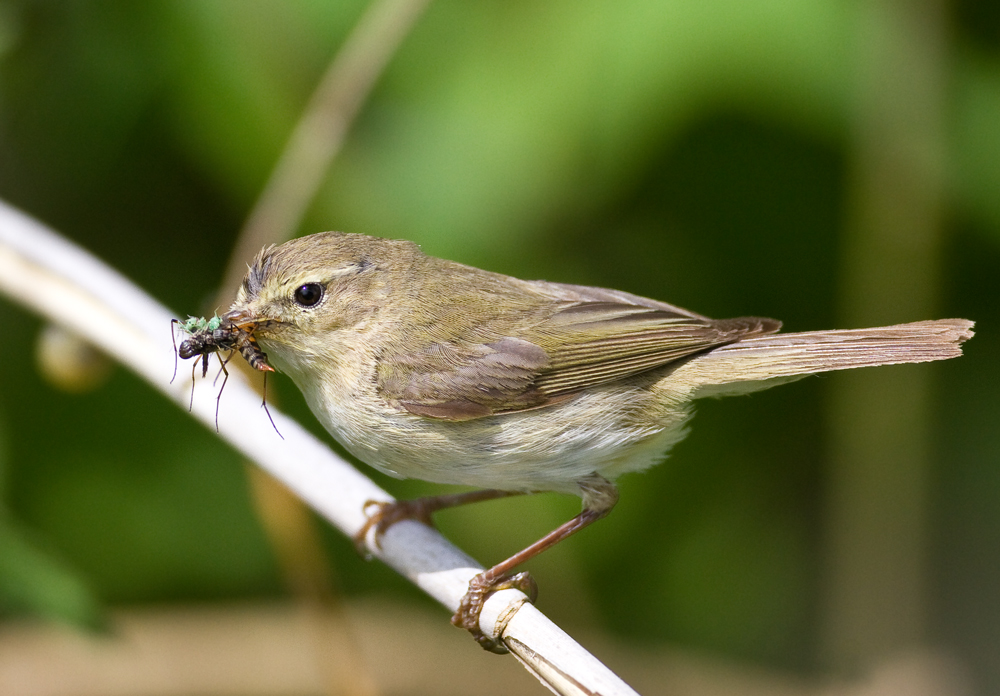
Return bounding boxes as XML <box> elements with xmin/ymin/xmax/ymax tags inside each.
<box><xmin>377</xmin><ymin>300</ymin><xmax>780</xmax><ymax>421</ymax></box>
<box><xmin>536</xmin><ymin>304</ymin><xmax>778</xmax><ymax>396</ymax></box>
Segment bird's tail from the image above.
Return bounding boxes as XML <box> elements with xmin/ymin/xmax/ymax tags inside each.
<box><xmin>682</xmin><ymin>319</ymin><xmax>974</xmax><ymax>398</ymax></box>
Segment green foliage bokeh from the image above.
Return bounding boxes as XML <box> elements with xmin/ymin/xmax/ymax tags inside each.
<box><xmin>0</xmin><ymin>0</ymin><xmax>997</xmax><ymax>687</ymax></box>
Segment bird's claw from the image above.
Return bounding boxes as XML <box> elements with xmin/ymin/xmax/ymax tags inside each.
<box><xmin>352</xmin><ymin>498</ymin><xmax>437</xmax><ymax>556</ymax></box>
<box><xmin>451</xmin><ymin>570</ymin><xmax>538</xmax><ymax>654</ymax></box>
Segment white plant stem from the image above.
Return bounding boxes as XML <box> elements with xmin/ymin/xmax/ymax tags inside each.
<box><xmin>0</xmin><ymin>199</ymin><xmax>638</xmax><ymax>696</ymax></box>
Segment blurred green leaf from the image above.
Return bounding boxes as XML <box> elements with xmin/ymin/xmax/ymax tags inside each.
<box><xmin>954</xmin><ymin>52</ymin><xmax>1000</xmax><ymax>235</ymax></box>
<box><xmin>0</xmin><ymin>0</ymin><xmax>997</xmax><ymax>684</ymax></box>
<box><xmin>0</xmin><ymin>518</ymin><xmax>104</xmax><ymax>630</ymax></box>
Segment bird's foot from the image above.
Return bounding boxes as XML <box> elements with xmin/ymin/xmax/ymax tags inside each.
<box><xmin>352</xmin><ymin>498</ymin><xmax>437</xmax><ymax>556</ymax></box>
<box><xmin>451</xmin><ymin>570</ymin><xmax>538</xmax><ymax>654</ymax></box>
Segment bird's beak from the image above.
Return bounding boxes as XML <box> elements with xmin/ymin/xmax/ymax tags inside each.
<box><xmin>222</xmin><ymin>307</ymin><xmax>254</xmax><ymax>327</ymax></box>
<box><xmin>222</xmin><ymin>307</ymin><xmax>276</xmax><ymax>336</ymax></box>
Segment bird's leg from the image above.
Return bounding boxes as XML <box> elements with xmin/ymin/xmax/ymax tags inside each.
<box><xmin>354</xmin><ymin>488</ymin><xmax>526</xmax><ymax>554</ymax></box>
<box><xmin>453</xmin><ymin>473</ymin><xmax>619</xmax><ymax>653</ymax></box>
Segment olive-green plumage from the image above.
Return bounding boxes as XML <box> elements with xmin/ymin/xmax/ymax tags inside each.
<box><xmin>224</xmin><ymin>231</ymin><xmax>973</xmax><ymax>650</ymax></box>
<box><xmin>226</xmin><ymin>231</ymin><xmax>972</xmax><ymax>495</ymax></box>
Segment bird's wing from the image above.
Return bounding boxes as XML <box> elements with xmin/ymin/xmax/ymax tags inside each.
<box><xmin>376</xmin><ymin>300</ymin><xmax>779</xmax><ymax>421</ymax></box>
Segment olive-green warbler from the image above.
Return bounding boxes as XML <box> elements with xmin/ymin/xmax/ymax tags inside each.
<box><xmin>223</xmin><ymin>231</ymin><xmax>973</xmax><ymax>651</ymax></box>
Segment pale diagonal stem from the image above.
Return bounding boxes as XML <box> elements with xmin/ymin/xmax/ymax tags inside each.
<box><xmin>0</xmin><ymin>200</ymin><xmax>639</xmax><ymax>696</ymax></box>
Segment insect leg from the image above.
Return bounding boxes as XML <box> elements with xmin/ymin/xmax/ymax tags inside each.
<box><xmin>260</xmin><ymin>371</ymin><xmax>283</xmax><ymax>440</ymax></box>
<box><xmin>212</xmin><ymin>351</ymin><xmax>234</xmax><ymax>432</ymax></box>
<box><xmin>170</xmin><ymin>319</ymin><xmax>180</xmax><ymax>384</ymax></box>
<box><xmin>188</xmin><ymin>361</ymin><xmax>198</xmax><ymax>411</ymax></box>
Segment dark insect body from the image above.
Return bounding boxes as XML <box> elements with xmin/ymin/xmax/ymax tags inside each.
<box><xmin>226</xmin><ymin>320</ymin><xmax>275</xmax><ymax>373</ymax></box>
<box><xmin>170</xmin><ymin>315</ymin><xmax>280</xmax><ymax>436</ymax></box>
<box><xmin>172</xmin><ymin>315</ymin><xmax>273</xmax><ymax>375</ymax></box>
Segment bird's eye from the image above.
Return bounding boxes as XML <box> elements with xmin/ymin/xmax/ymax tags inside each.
<box><xmin>293</xmin><ymin>283</ymin><xmax>324</xmax><ymax>307</ymax></box>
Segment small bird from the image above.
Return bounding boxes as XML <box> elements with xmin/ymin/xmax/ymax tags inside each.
<box><xmin>223</xmin><ymin>231</ymin><xmax>973</xmax><ymax>652</ymax></box>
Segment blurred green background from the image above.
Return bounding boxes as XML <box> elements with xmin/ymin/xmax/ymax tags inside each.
<box><xmin>0</xmin><ymin>0</ymin><xmax>997</xmax><ymax>691</ymax></box>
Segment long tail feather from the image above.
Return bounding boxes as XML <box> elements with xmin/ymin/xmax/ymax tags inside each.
<box><xmin>682</xmin><ymin>319</ymin><xmax>974</xmax><ymax>397</ymax></box>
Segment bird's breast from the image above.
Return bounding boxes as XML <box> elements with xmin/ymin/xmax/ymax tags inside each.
<box><xmin>297</xmin><ymin>365</ymin><xmax>693</xmax><ymax>494</ymax></box>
